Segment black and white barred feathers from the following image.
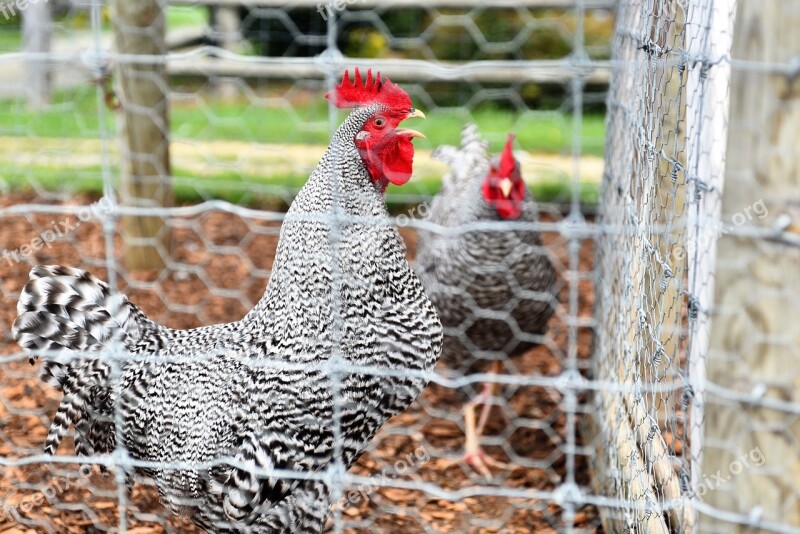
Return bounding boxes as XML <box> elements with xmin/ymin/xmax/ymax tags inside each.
<box><xmin>416</xmin><ymin>124</ymin><xmax>556</xmax><ymax>370</ymax></box>
<box><xmin>13</xmin><ymin>103</ymin><xmax>443</xmax><ymax>533</ymax></box>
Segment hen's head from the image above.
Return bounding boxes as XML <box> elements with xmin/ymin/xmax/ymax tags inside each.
<box><xmin>327</xmin><ymin>69</ymin><xmax>425</xmax><ymax>192</ymax></box>
<box><xmin>481</xmin><ymin>134</ymin><xmax>525</xmax><ymax>220</ymax></box>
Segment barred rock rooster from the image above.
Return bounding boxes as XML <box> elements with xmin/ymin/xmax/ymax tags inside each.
<box><xmin>12</xmin><ymin>69</ymin><xmax>442</xmax><ymax>533</ymax></box>
<box><xmin>416</xmin><ymin>125</ymin><xmax>556</xmax><ymax>477</ymax></box>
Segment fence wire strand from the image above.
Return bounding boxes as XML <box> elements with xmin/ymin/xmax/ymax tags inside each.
<box><xmin>0</xmin><ymin>0</ymin><xmax>798</xmax><ymax>532</ymax></box>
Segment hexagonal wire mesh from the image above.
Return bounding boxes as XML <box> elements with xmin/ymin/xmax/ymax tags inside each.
<box><xmin>0</xmin><ymin>1</ymin><xmax>604</xmax><ymax>530</ymax></box>
<box><xmin>593</xmin><ymin>1</ymin><xmax>730</xmax><ymax>531</ymax></box>
<box><xmin>0</xmin><ymin>0</ymin><xmax>796</xmax><ymax>532</ymax></box>
<box><xmin>595</xmin><ymin>0</ymin><xmax>799</xmax><ymax>532</ymax></box>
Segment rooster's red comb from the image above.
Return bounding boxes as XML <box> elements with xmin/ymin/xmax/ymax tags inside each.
<box><xmin>498</xmin><ymin>134</ymin><xmax>517</xmax><ymax>177</ymax></box>
<box><xmin>326</xmin><ymin>68</ymin><xmax>412</xmax><ymax>111</ymax></box>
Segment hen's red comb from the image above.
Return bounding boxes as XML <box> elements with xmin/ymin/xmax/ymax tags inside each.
<box><xmin>498</xmin><ymin>134</ymin><xmax>517</xmax><ymax>177</ymax></box>
<box><xmin>326</xmin><ymin>68</ymin><xmax>412</xmax><ymax>111</ymax></box>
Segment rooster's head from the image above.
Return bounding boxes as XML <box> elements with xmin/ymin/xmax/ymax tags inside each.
<box><xmin>327</xmin><ymin>68</ymin><xmax>426</xmax><ymax>191</ymax></box>
<box><xmin>482</xmin><ymin>134</ymin><xmax>525</xmax><ymax>220</ymax></box>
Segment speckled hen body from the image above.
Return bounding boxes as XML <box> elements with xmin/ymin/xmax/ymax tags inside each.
<box><xmin>416</xmin><ymin>125</ymin><xmax>556</xmax><ymax>369</ymax></box>
<box><xmin>13</xmin><ymin>72</ymin><xmax>442</xmax><ymax>533</ymax></box>
<box><xmin>415</xmin><ymin>125</ymin><xmax>556</xmax><ymax>476</ymax></box>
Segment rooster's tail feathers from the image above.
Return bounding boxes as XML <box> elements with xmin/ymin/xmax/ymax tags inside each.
<box><xmin>432</xmin><ymin>123</ymin><xmax>489</xmax><ymax>175</ymax></box>
<box><xmin>14</xmin><ymin>265</ymin><xmax>153</xmax><ymax>357</ymax></box>
<box><xmin>12</xmin><ymin>265</ymin><xmax>163</xmax><ymax>454</ymax></box>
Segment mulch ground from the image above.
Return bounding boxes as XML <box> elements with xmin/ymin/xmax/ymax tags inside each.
<box><xmin>0</xmin><ymin>192</ymin><xmax>600</xmax><ymax>533</ymax></box>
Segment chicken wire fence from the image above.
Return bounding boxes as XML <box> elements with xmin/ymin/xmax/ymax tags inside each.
<box><xmin>595</xmin><ymin>1</ymin><xmax>799</xmax><ymax>532</ymax></box>
<box><xmin>592</xmin><ymin>1</ymin><xmax>730</xmax><ymax>531</ymax></box>
<box><xmin>0</xmin><ymin>0</ymin><xmax>797</xmax><ymax>532</ymax></box>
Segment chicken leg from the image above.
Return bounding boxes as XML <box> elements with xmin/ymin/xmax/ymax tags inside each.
<box><xmin>461</xmin><ymin>360</ymin><xmax>510</xmax><ymax>478</ymax></box>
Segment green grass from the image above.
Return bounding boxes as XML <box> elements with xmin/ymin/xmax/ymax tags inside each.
<box><xmin>0</xmin><ymin>86</ymin><xmax>603</xmax><ymax>208</ymax></box>
<box><xmin>166</xmin><ymin>6</ymin><xmax>209</xmax><ymax>29</ymax></box>
<box><xmin>1</xmin><ymin>165</ymin><xmax>599</xmax><ymax>210</ymax></box>
<box><xmin>0</xmin><ymin>28</ymin><xmax>21</xmax><ymax>51</ymax></box>
<box><xmin>0</xmin><ymin>87</ymin><xmax>112</xmax><ymax>138</ymax></box>
<box><xmin>169</xmin><ymin>99</ymin><xmax>606</xmax><ymax>156</ymax></box>
<box><xmin>0</xmin><ymin>88</ymin><xmax>606</xmax><ymax>156</ymax></box>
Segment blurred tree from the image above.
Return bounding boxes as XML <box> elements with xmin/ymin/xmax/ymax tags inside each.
<box><xmin>236</xmin><ymin>6</ymin><xmax>613</xmax><ymax>110</ymax></box>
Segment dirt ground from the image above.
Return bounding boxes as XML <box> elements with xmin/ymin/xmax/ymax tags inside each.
<box><xmin>0</xmin><ymin>192</ymin><xmax>600</xmax><ymax>533</ymax></box>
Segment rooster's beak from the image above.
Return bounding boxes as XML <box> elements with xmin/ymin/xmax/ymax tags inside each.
<box><xmin>396</xmin><ymin>128</ymin><xmax>427</xmax><ymax>139</ymax></box>
<box><xmin>407</xmin><ymin>108</ymin><xmax>426</xmax><ymax>120</ymax></box>
<box><xmin>499</xmin><ymin>177</ymin><xmax>513</xmax><ymax>198</ymax></box>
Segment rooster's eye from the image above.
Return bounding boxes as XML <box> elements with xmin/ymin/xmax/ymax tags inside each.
<box><xmin>374</xmin><ymin>118</ymin><xmax>386</xmax><ymax>128</ymax></box>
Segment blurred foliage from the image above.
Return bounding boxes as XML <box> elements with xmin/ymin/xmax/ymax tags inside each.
<box><xmin>0</xmin><ymin>1</ymin><xmax>109</xmax><ymax>28</ymax></box>
<box><xmin>240</xmin><ymin>6</ymin><xmax>613</xmax><ymax>110</ymax></box>
<box><xmin>343</xmin><ymin>28</ymin><xmax>388</xmax><ymax>58</ymax></box>
<box><xmin>241</xmin><ymin>7</ymin><xmax>328</xmax><ymax>57</ymax></box>
<box><xmin>0</xmin><ymin>15</ymin><xmax>19</xmax><ymax>29</ymax></box>
<box><xmin>241</xmin><ymin>6</ymin><xmax>612</xmax><ymax>61</ymax></box>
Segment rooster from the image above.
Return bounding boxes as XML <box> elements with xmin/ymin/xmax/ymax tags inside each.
<box><xmin>13</xmin><ymin>69</ymin><xmax>442</xmax><ymax>533</ymax></box>
<box><xmin>416</xmin><ymin>125</ymin><xmax>556</xmax><ymax>477</ymax></box>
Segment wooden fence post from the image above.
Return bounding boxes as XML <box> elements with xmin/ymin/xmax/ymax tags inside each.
<box><xmin>113</xmin><ymin>0</ymin><xmax>172</xmax><ymax>270</ymax></box>
<box><xmin>22</xmin><ymin>0</ymin><xmax>52</xmax><ymax>109</ymax></box>
<box><xmin>704</xmin><ymin>0</ymin><xmax>800</xmax><ymax>529</ymax></box>
<box><xmin>213</xmin><ymin>5</ymin><xmax>241</xmax><ymax>101</ymax></box>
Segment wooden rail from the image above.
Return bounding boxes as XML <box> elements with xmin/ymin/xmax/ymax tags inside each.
<box><xmin>167</xmin><ymin>57</ymin><xmax>612</xmax><ymax>84</ymax></box>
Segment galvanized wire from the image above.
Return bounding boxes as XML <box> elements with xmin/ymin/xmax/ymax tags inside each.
<box><xmin>0</xmin><ymin>0</ymin><xmax>797</xmax><ymax>533</ymax></box>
